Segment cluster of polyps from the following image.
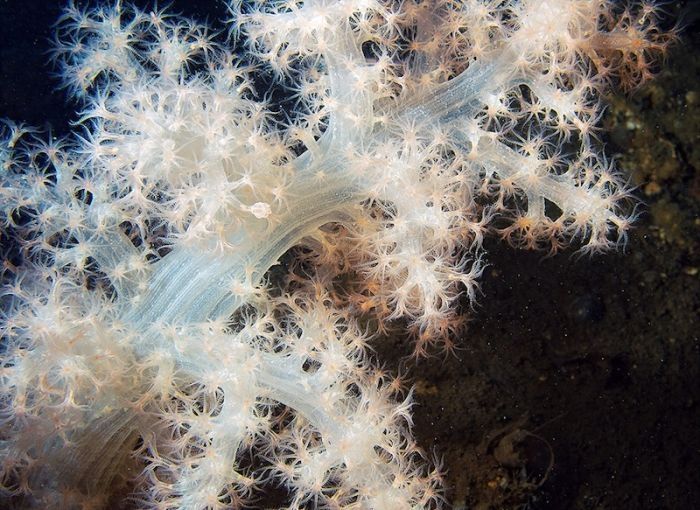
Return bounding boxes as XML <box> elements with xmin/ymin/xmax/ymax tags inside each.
<box><xmin>0</xmin><ymin>0</ymin><xmax>671</xmax><ymax>507</ymax></box>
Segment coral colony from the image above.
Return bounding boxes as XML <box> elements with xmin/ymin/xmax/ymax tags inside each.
<box><xmin>0</xmin><ymin>0</ymin><xmax>671</xmax><ymax>508</ymax></box>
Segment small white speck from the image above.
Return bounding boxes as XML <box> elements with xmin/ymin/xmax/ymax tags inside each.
<box><xmin>249</xmin><ymin>202</ymin><xmax>271</xmax><ymax>219</ymax></box>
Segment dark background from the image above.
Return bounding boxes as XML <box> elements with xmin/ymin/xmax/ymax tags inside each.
<box><xmin>0</xmin><ymin>0</ymin><xmax>230</xmax><ymax>132</ymax></box>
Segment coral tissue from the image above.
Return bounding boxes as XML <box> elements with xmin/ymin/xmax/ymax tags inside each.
<box><xmin>0</xmin><ymin>1</ymin><xmax>670</xmax><ymax>508</ymax></box>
